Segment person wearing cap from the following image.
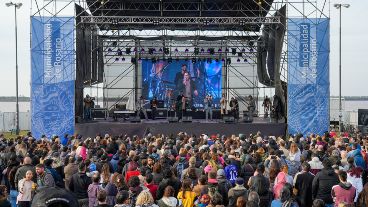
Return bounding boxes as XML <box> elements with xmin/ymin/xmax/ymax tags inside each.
<box><xmin>228</xmin><ymin>177</ymin><xmax>248</xmax><ymax>207</ymax></box>
<box><xmin>312</xmin><ymin>159</ymin><xmax>339</xmax><ymax>207</ymax></box>
<box><xmin>293</xmin><ymin>162</ymin><xmax>314</xmax><ymax>207</ymax></box>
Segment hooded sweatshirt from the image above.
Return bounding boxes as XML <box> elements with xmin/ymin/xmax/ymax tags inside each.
<box><xmin>331</xmin><ymin>182</ymin><xmax>356</xmax><ymax>207</ymax></box>
<box><xmin>157</xmin><ymin>197</ymin><xmax>182</xmax><ymax>207</ymax></box>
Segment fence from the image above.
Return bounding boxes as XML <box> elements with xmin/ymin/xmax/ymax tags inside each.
<box><xmin>0</xmin><ymin>112</ymin><xmax>31</xmax><ymax>132</ymax></box>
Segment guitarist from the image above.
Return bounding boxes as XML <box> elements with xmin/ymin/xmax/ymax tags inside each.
<box><xmin>229</xmin><ymin>97</ymin><xmax>239</xmax><ymax>120</ymax></box>
<box><xmin>150</xmin><ymin>97</ymin><xmax>158</xmax><ymax>120</ymax></box>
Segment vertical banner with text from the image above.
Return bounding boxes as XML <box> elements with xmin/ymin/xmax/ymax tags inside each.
<box><xmin>31</xmin><ymin>17</ymin><xmax>75</xmax><ymax>139</ymax></box>
<box><xmin>287</xmin><ymin>18</ymin><xmax>330</xmax><ymax>135</ymax></box>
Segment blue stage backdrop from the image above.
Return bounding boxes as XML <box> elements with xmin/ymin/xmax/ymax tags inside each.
<box><xmin>142</xmin><ymin>60</ymin><xmax>222</xmax><ymax>108</ymax></box>
<box><xmin>31</xmin><ymin>17</ymin><xmax>75</xmax><ymax>139</ymax></box>
<box><xmin>287</xmin><ymin>18</ymin><xmax>330</xmax><ymax>135</ymax></box>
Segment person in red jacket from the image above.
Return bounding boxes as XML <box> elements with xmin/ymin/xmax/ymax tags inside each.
<box><xmin>144</xmin><ymin>173</ymin><xmax>158</xmax><ymax>200</ymax></box>
<box><xmin>332</xmin><ymin>170</ymin><xmax>356</xmax><ymax>207</ymax></box>
<box><xmin>125</xmin><ymin>161</ymin><xmax>141</xmax><ymax>183</ymax></box>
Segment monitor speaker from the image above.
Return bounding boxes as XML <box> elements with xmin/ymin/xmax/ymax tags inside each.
<box><xmin>223</xmin><ymin>116</ymin><xmax>235</xmax><ymax>123</ymax></box>
<box><xmin>182</xmin><ymin>116</ymin><xmax>192</xmax><ymax>123</ymax></box>
<box><xmin>168</xmin><ymin>117</ymin><xmax>179</xmax><ymax>123</ymax></box>
<box><xmin>130</xmin><ymin>116</ymin><xmax>141</xmax><ymax>123</ymax></box>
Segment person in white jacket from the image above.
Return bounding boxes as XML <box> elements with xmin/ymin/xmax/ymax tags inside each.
<box><xmin>347</xmin><ymin>167</ymin><xmax>364</xmax><ymax>202</ymax></box>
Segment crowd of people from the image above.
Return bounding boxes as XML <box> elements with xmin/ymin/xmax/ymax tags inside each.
<box><xmin>0</xmin><ymin>130</ymin><xmax>367</xmax><ymax>207</ymax></box>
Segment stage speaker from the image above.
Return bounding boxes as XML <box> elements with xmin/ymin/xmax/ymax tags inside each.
<box><xmin>223</xmin><ymin>116</ymin><xmax>235</xmax><ymax>123</ymax></box>
<box><xmin>242</xmin><ymin>112</ymin><xmax>253</xmax><ymax>123</ymax></box>
<box><xmin>182</xmin><ymin>116</ymin><xmax>192</xmax><ymax>123</ymax></box>
<box><xmin>130</xmin><ymin>116</ymin><xmax>141</xmax><ymax>123</ymax></box>
<box><xmin>168</xmin><ymin>117</ymin><xmax>179</xmax><ymax>123</ymax></box>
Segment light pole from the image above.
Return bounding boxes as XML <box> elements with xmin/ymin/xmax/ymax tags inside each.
<box><xmin>334</xmin><ymin>3</ymin><xmax>350</xmax><ymax>133</ymax></box>
<box><xmin>6</xmin><ymin>2</ymin><xmax>22</xmax><ymax>135</ymax></box>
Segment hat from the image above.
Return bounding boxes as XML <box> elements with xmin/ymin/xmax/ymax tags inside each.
<box><xmin>216</xmin><ymin>169</ymin><xmax>225</xmax><ymax>178</ymax></box>
<box><xmin>31</xmin><ymin>187</ymin><xmax>79</xmax><ymax>207</ymax></box>
<box><xmin>235</xmin><ymin>177</ymin><xmax>244</xmax><ymax>185</ymax></box>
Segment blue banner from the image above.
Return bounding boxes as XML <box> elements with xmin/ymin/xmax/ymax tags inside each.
<box><xmin>31</xmin><ymin>17</ymin><xmax>75</xmax><ymax>139</ymax></box>
<box><xmin>287</xmin><ymin>18</ymin><xmax>330</xmax><ymax>135</ymax></box>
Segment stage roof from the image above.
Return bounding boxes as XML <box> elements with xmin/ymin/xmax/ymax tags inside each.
<box><xmin>84</xmin><ymin>0</ymin><xmax>275</xmax><ymax>31</ymax></box>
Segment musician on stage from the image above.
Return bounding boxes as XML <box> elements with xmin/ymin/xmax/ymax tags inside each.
<box><xmin>83</xmin><ymin>94</ymin><xmax>93</xmax><ymax>120</ymax></box>
<box><xmin>220</xmin><ymin>93</ymin><xmax>227</xmax><ymax>118</ymax></box>
<box><xmin>182</xmin><ymin>95</ymin><xmax>188</xmax><ymax>117</ymax></box>
<box><xmin>262</xmin><ymin>95</ymin><xmax>272</xmax><ymax>118</ymax></box>
<box><xmin>137</xmin><ymin>96</ymin><xmax>148</xmax><ymax>120</ymax></box>
<box><xmin>272</xmin><ymin>94</ymin><xmax>283</xmax><ymax>123</ymax></box>
<box><xmin>174</xmin><ymin>64</ymin><xmax>188</xmax><ymax>94</ymax></box>
<box><xmin>229</xmin><ymin>97</ymin><xmax>239</xmax><ymax>120</ymax></box>
<box><xmin>248</xmin><ymin>95</ymin><xmax>256</xmax><ymax>117</ymax></box>
<box><xmin>150</xmin><ymin>97</ymin><xmax>158</xmax><ymax>120</ymax></box>
<box><xmin>204</xmin><ymin>95</ymin><xmax>213</xmax><ymax>121</ymax></box>
<box><xmin>177</xmin><ymin>72</ymin><xmax>198</xmax><ymax>109</ymax></box>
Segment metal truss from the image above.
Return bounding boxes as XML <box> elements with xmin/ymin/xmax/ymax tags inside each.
<box><xmin>81</xmin><ymin>16</ymin><xmax>281</xmax><ymax>26</ymax></box>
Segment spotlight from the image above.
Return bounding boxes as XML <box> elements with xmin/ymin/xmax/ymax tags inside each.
<box><xmin>215</xmin><ymin>58</ymin><xmax>219</xmax><ymax>62</ymax></box>
<box><xmin>225</xmin><ymin>48</ymin><xmax>229</xmax><ymax>52</ymax></box>
<box><xmin>115</xmin><ymin>57</ymin><xmax>120</xmax><ymax>61</ymax></box>
<box><xmin>218</xmin><ymin>48</ymin><xmax>222</xmax><ymax>53</ymax></box>
<box><xmin>152</xmin><ymin>48</ymin><xmax>157</xmax><ymax>52</ymax></box>
<box><xmin>209</xmin><ymin>48</ymin><xmax>215</xmax><ymax>55</ymax></box>
<box><xmin>249</xmin><ymin>48</ymin><xmax>254</xmax><ymax>52</ymax></box>
<box><xmin>237</xmin><ymin>58</ymin><xmax>241</xmax><ymax>62</ymax></box>
<box><xmin>174</xmin><ymin>48</ymin><xmax>179</xmax><ymax>52</ymax></box>
<box><xmin>244</xmin><ymin>58</ymin><xmax>248</xmax><ymax>62</ymax></box>
<box><xmin>242</xmin><ymin>48</ymin><xmax>246</xmax><ymax>52</ymax></box>
<box><xmin>131</xmin><ymin>57</ymin><xmax>136</xmax><ymax>63</ymax></box>
<box><xmin>185</xmin><ymin>48</ymin><xmax>189</xmax><ymax>53</ymax></box>
<box><xmin>133</xmin><ymin>47</ymin><xmax>137</xmax><ymax>52</ymax></box>
<box><xmin>207</xmin><ymin>58</ymin><xmax>212</xmax><ymax>63</ymax></box>
<box><xmin>122</xmin><ymin>57</ymin><xmax>126</xmax><ymax>61</ymax></box>
<box><xmin>159</xmin><ymin>48</ymin><xmax>163</xmax><ymax>52</ymax></box>
<box><xmin>168</xmin><ymin>57</ymin><xmax>173</xmax><ymax>63</ymax></box>
<box><xmin>108</xmin><ymin>48</ymin><xmax>112</xmax><ymax>52</ymax></box>
<box><xmin>201</xmin><ymin>48</ymin><xmax>205</xmax><ymax>53</ymax></box>
<box><xmin>221</xmin><ymin>58</ymin><xmax>225</xmax><ymax>62</ymax></box>
<box><xmin>226</xmin><ymin>58</ymin><xmax>231</xmax><ymax>64</ymax></box>
<box><xmin>117</xmin><ymin>49</ymin><xmax>123</xmax><ymax>56</ymax></box>
<box><xmin>138</xmin><ymin>57</ymin><xmax>142</xmax><ymax>61</ymax></box>
<box><xmin>149</xmin><ymin>48</ymin><xmax>154</xmax><ymax>55</ymax></box>
<box><xmin>141</xmin><ymin>48</ymin><xmax>145</xmax><ymax>52</ymax></box>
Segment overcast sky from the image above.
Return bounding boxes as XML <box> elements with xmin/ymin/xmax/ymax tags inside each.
<box><xmin>0</xmin><ymin>0</ymin><xmax>366</xmax><ymax>97</ymax></box>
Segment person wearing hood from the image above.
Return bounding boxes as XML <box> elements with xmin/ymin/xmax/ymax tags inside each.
<box><xmin>228</xmin><ymin>178</ymin><xmax>248</xmax><ymax>207</ymax></box>
<box><xmin>157</xmin><ymin>186</ymin><xmax>182</xmax><ymax>207</ymax></box>
<box><xmin>352</xmin><ymin>146</ymin><xmax>367</xmax><ymax>169</ymax></box>
<box><xmin>215</xmin><ymin>169</ymin><xmax>232</xmax><ymax>205</ymax></box>
<box><xmin>312</xmin><ymin>159</ymin><xmax>339</xmax><ymax>207</ymax></box>
<box><xmin>332</xmin><ymin>170</ymin><xmax>356</xmax><ymax>207</ymax></box>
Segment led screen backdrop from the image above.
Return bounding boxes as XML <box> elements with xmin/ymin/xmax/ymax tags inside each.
<box><xmin>142</xmin><ymin>60</ymin><xmax>222</xmax><ymax>108</ymax></box>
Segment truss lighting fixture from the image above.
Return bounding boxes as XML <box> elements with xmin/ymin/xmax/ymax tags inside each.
<box><xmin>239</xmin><ymin>20</ymin><xmax>246</xmax><ymax>26</ymax></box>
<box><xmin>131</xmin><ymin>57</ymin><xmax>136</xmax><ymax>63</ymax></box>
<box><xmin>141</xmin><ymin>48</ymin><xmax>145</xmax><ymax>52</ymax></box>
<box><xmin>201</xmin><ymin>48</ymin><xmax>205</xmax><ymax>53</ymax></box>
<box><xmin>237</xmin><ymin>58</ymin><xmax>241</xmax><ymax>62</ymax></box>
<box><xmin>249</xmin><ymin>48</ymin><xmax>254</xmax><ymax>52</ymax></box>
<box><xmin>115</xmin><ymin>57</ymin><xmax>120</xmax><ymax>62</ymax></box>
<box><xmin>244</xmin><ymin>58</ymin><xmax>248</xmax><ymax>62</ymax></box>
<box><xmin>117</xmin><ymin>49</ymin><xmax>123</xmax><ymax>56</ymax></box>
<box><xmin>159</xmin><ymin>48</ymin><xmax>163</xmax><ymax>52</ymax></box>
<box><xmin>149</xmin><ymin>48</ymin><xmax>154</xmax><ymax>55</ymax></box>
<box><xmin>225</xmin><ymin>48</ymin><xmax>229</xmax><ymax>52</ymax></box>
<box><xmin>151</xmin><ymin>58</ymin><xmax>156</xmax><ymax>63</ymax></box>
<box><xmin>185</xmin><ymin>48</ymin><xmax>189</xmax><ymax>53</ymax></box>
<box><xmin>153</xmin><ymin>48</ymin><xmax>157</xmax><ymax>52</ymax></box>
<box><xmin>126</xmin><ymin>48</ymin><xmax>131</xmax><ymax>54</ymax></box>
<box><xmin>215</xmin><ymin>58</ymin><xmax>219</xmax><ymax>62</ymax></box>
<box><xmin>153</xmin><ymin>20</ymin><xmax>159</xmax><ymax>25</ymax></box>
<box><xmin>242</xmin><ymin>48</ymin><xmax>246</xmax><ymax>52</ymax></box>
<box><xmin>107</xmin><ymin>48</ymin><xmax>112</xmax><ymax>52</ymax></box>
<box><xmin>226</xmin><ymin>58</ymin><xmax>231</xmax><ymax>65</ymax></box>
<box><xmin>164</xmin><ymin>47</ymin><xmax>170</xmax><ymax>55</ymax></box>
<box><xmin>218</xmin><ymin>48</ymin><xmax>222</xmax><ymax>52</ymax></box>
<box><xmin>221</xmin><ymin>58</ymin><xmax>225</xmax><ymax>62</ymax></box>
<box><xmin>168</xmin><ymin>57</ymin><xmax>173</xmax><ymax>63</ymax></box>
<box><xmin>174</xmin><ymin>48</ymin><xmax>179</xmax><ymax>52</ymax></box>
<box><xmin>203</xmin><ymin>19</ymin><xmax>210</xmax><ymax>26</ymax></box>
<box><xmin>209</xmin><ymin>48</ymin><xmax>215</xmax><ymax>55</ymax></box>
<box><xmin>207</xmin><ymin>58</ymin><xmax>212</xmax><ymax>63</ymax></box>
<box><xmin>238</xmin><ymin>52</ymin><xmax>243</xmax><ymax>57</ymax></box>
<box><xmin>194</xmin><ymin>47</ymin><xmax>199</xmax><ymax>55</ymax></box>
<box><xmin>231</xmin><ymin>48</ymin><xmax>237</xmax><ymax>55</ymax></box>
<box><xmin>122</xmin><ymin>57</ymin><xmax>126</xmax><ymax>61</ymax></box>
<box><xmin>133</xmin><ymin>47</ymin><xmax>137</xmax><ymax>52</ymax></box>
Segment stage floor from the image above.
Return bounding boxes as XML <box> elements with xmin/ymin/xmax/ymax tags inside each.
<box><xmin>75</xmin><ymin>118</ymin><xmax>287</xmax><ymax>138</ymax></box>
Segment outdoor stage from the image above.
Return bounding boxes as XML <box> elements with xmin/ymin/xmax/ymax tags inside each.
<box><xmin>75</xmin><ymin>118</ymin><xmax>287</xmax><ymax>138</ymax></box>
